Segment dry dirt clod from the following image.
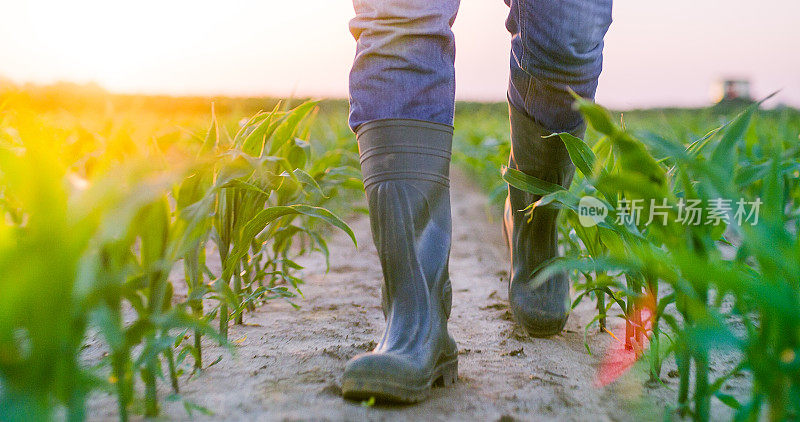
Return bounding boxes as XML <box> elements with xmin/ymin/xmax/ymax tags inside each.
<box><xmin>502</xmin><ymin>347</ymin><xmax>525</xmax><ymax>357</ymax></box>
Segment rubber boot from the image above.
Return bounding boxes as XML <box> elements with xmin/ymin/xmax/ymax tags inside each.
<box><xmin>341</xmin><ymin>119</ymin><xmax>458</xmax><ymax>403</ymax></box>
<box><xmin>503</xmin><ymin>103</ymin><xmax>581</xmax><ymax>337</ymax></box>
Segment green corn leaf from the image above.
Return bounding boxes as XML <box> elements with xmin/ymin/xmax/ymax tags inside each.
<box><xmin>609</xmin><ymin>132</ymin><xmax>668</xmax><ymax>191</ymax></box>
<box><xmin>176</xmin><ymin>168</ymin><xmax>213</xmax><ymax>210</ymax></box>
<box><xmin>276</xmin><ymin>258</ymin><xmax>304</xmax><ymax>270</ymax></box>
<box><xmin>529</xmin><ymin>189</ymin><xmax>580</xmax><ymax>213</ymax></box>
<box><xmin>200</xmin><ymin>105</ymin><xmax>218</xmax><ymax>155</ymax></box>
<box><xmin>268</xmin><ymin>101</ymin><xmax>319</xmax><ymax>155</ymax></box>
<box><xmin>567</xmin><ymin>212</ymin><xmax>602</xmax><ymax>257</ymax></box>
<box><xmin>271</xmin><ymin>225</ymin><xmax>304</xmax><ymax>253</ymax></box>
<box><xmin>293</xmin><ymin>168</ymin><xmax>325</xmax><ymax>197</ymax></box>
<box><xmin>219</xmin><ymin>179</ymin><xmax>273</xmax><ymax>198</ymax></box>
<box><xmin>714</xmin><ymin>392</ymin><xmax>742</xmax><ymax>410</ymax></box>
<box><xmin>307</xmin><ymin>230</ymin><xmax>331</xmax><ymax>269</ymax></box>
<box><xmin>232</xmin><ymin>112</ymin><xmax>267</xmax><ymax>147</ymax></box>
<box><xmin>686</xmin><ymin>124</ymin><xmax>727</xmax><ymax>157</ymax></box>
<box><xmin>710</xmin><ymin>106</ymin><xmax>754</xmax><ymax>168</ymax></box>
<box><xmin>286</xmin><ymin>138</ymin><xmax>308</xmax><ymax>169</ymax></box>
<box><xmin>92</xmin><ymin>305</ymin><xmax>125</xmax><ymax>351</ymax></box>
<box><xmin>501</xmin><ymin>166</ymin><xmax>564</xmax><ymax>196</ymax></box>
<box><xmin>572</xmin><ymin>96</ymin><xmax>617</xmax><ymax>136</ymax></box>
<box><xmin>290</xmin><ymin>205</ymin><xmax>356</xmax><ymax>247</ymax></box>
<box><xmin>595</xmin><ymin>173</ymin><xmax>669</xmax><ymax>204</ymax></box>
<box><xmin>137</xmin><ymin>197</ymin><xmax>171</xmax><ymax>267</ymax></box>
<box><xmin>249</xmin><ymin>102</ymin><xmax>284</xmax><ymax>126</ymax></box>
<box><xmin>637</xmin><ymin>132</ymin><xmax>689</xmax><ymax>163</ymax></box>
<box><xmin>212</xmin><ymin>276</ymin><xmax>239</xmax><ymax>308</ymax></box>
<box><xmin>241</xmin><ymin>104</ymin><xmax>282</xmax><ymax>157</ymax></box>
<box><xmin>553</xmin><ymin>132</ymin><xmax>600</xmax><ymax>179</ymax></box>
<box><xmin>223</xmin><ymin>205</ymin><xmax>355</xmax><ymax>281</ymax></box>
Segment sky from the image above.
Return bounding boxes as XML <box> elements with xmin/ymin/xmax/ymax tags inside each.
<box><xmin>1</xmin><ymin>0</ymin><xmax>798</xmax><ymax>109</ymax></box>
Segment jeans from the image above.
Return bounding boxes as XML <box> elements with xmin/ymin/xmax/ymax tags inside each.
<box><xmin>348</xmin><ymin>0</ymin><xmax>613</xmax><ymax>134</ymax></box>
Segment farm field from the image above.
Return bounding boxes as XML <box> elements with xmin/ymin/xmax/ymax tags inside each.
<box><xmin>85</xmin><ymin>167</ymin><xmax>642</xmax><ymax>421</ymax></box>
<box><xmin>1</xmin><ymin>84</ymin><xmax>800</xmax><ymax>421</ymax></box>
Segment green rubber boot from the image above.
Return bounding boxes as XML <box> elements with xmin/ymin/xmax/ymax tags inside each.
<box><xmin>503</xmin><ymin>103</ymin><xmax>582</xmax><ymax>337</ymax></box>
<box><xmin>341</xmin><ymin>119</ymin><xmax>458</xmax><ymax>403</ymax></box>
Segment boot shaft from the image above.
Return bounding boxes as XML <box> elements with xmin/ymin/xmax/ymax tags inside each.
<box><xmin>508</xmin><ymin>102</ymin><xmax>580</xmax><ymax>188</ymax></box>
<box><xmin>356</xmin><ymin>119</ymin><xmax>454</xmax><ymax>322</ymax></box>
<box><xmin>504</xmin><ymin>103</ymin><xmax>584</xmax><ymax>336</ymax></box>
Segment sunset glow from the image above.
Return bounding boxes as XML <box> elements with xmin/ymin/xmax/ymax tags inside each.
<box><xmin>2</xmin><ymin>0</ymin><xmax>799</xmax><ymax>108</ymax></box>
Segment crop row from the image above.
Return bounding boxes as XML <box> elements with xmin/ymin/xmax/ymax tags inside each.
<box><xmin>0</xmin><ymin>100</ymin><xmax>360</xmax><ymax>420</ymax></box>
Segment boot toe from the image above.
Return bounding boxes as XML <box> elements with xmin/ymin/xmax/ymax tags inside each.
<box><xmin>509</xmin><ymin>282</ymin><xmax>569</xmax><ymax>337</ymax></box>
<box><xmin>510</xmin><ymin>301</ymin><xmax>568</xmax><ymax>337</ymax></box>
<box><xmin>341</xmin><ymin>352</ymin><xmax>430</xmax><ymax>403</ymax></box>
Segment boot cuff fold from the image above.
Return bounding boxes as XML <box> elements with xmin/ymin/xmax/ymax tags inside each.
<box><xmin>356</xmin><ymin>119</ymin><xmax>453</xmax><ymax>189</ymax></box>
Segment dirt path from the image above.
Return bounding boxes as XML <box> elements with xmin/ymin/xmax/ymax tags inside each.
<box><xmin>88</xmin><ymin>170</ymin><xmax>667</xmax><ymax>421</ymax></box>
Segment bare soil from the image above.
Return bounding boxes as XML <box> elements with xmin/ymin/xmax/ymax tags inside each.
<box><xmin>87</xmin><ymin>170</ymin><xmax>746</xmax><ymax>421</ymax></box>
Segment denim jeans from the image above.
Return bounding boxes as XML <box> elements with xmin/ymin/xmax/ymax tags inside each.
<box><xmin>348</xmin><ymin>0</ymin><xmax>613</xmax><ymax>134</ymax></box>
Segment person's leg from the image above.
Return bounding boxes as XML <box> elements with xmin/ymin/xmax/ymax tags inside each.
<box><xmin>342</xmin><ymin>0</ymin><xmax>460</xmax><ymax>403</ymax></box>
<box><xmin>506</xmin><ymin>0</ymin><xmax>612</xmax><ymax>133</ymax></box>
<box><xmin>348</xmin><ymin>0</ymin><xmax>459</xmax><ymax>131</ymax></box>
<box><xmin>503</xmin><ymin>0</ymin><xmax>612</xmax><ymax>336</ymax></box>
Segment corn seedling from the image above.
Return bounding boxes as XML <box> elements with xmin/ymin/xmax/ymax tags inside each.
<box><xmin>502</xmin><ymin>97</ymin><xmax>800</xmax><ymax>421</ymax></box>
<box><xmin>0</xmin><ymin>98</ymin><xmax>358</xmax><ymax>420</ymax></box>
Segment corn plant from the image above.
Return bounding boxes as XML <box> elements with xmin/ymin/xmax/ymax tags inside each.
<box><xmin>0</xmin><ymin>98</ymin><xmax>358</xmax><ymax>420</ymax></box>
<box><xmin>0</xmin><ymin>113</ymin><xmax>98</xmax><ymax>421</ymax></box>
<box><xmin>503</xmin><ymin>96</ymin><xmax>800</xmax><ymax>420</ymax></box>
<box><xmin>190</xmin><ymin>101</ymin><xmax>358</xmax><ymax>344</ymax></box>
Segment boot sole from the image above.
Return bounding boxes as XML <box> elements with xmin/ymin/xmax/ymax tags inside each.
<box><xmin>341</xmin><ymin>356</ymin><xmax>458</xmax><ymax>404</ymax></box>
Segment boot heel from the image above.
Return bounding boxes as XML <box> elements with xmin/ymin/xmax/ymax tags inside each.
<box><xmin>433</xmin><ymin>359</ymin><xmax>458</xmax><ymax>388</ymax></box>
